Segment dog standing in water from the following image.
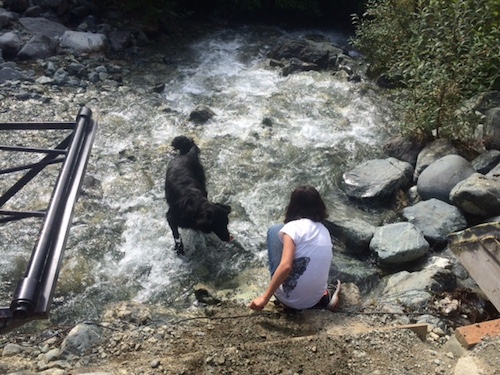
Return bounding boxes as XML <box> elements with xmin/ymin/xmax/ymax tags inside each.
<box><xmin>165</xmin><ymin>136</ymin><xmax>232</xmax><ymax>255</ymax></box>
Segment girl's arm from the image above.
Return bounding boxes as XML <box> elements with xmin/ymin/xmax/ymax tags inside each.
<box><xmin>249</xmin><ymin>234</ymin><xmax>296</xmax><ymax>310</ymax></box>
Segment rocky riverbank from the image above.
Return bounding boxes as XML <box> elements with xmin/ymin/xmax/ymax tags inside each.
<box><xmin>2</xmin><ymin>300</ymin><xmax>500</xmax><ymax>375</ymax></box>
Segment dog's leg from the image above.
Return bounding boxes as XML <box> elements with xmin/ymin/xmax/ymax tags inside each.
<box><xmin>166</xmin><ymin>211</ymin><xmax>184</xmax><ymax>255</ymax></box>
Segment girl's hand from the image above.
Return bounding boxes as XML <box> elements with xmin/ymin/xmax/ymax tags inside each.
<box><xmin>249</xmin><ymin>296</ymin><xmax>268</xmax><ymax>310</ymax></box>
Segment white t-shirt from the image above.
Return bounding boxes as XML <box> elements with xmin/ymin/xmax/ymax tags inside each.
<box><xmin>275</xmin><ymin>218</ymin><xmax>333</xmax><ymax>310</ymax></box>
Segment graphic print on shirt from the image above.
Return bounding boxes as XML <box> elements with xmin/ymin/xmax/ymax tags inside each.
<box><xmin>283</xmin><ymin>257</ymin><xmax>310</xmax><ymax>297</ymax></box>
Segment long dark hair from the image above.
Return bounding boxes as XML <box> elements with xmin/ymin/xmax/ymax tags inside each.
<box><xmin>284</xmin><ymin>185</ymin><xmax>328</xmax><ymax>223</ymax></box>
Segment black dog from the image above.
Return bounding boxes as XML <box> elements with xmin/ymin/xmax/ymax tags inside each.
<box><xmin>165</xmin><ymin>136</ymin><xmax>232</xmax><ymax>255</ymax></box>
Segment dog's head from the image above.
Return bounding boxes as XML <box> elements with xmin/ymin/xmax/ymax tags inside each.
<box><xmin>196</xmin><ymin>203</ymin><xmax>232</xmax><ymax>242</ymax></box>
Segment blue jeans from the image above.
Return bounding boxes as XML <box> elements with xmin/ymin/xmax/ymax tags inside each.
<box><xmin>267</xmin><ymin>224</ymin><xmax>284</xmax><ymax>277</ymax></box>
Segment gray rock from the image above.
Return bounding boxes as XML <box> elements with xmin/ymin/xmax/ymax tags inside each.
<box><xmin>189</xmin><ymin>105</ymin><xmax>215</xmax><ymax>124</ymax></box>
<box><xmin>19</xmin><ymin>17</ymin><xmax>69</xmax><ymax>39</ymax></box>
<box><xmin>268</xmin><ymin>37</ymin><xmax>343</xmax><ymax>70</ymax></box>
<box><xmin>341</xmin><ymin>157</ymin><xmax>413</xmax><ymax>200</ymax></box>
<box><xmin>383</xmin><ymin>135</ymin><xmax>426</xmax><ymax>166</ymax></box>
<box><xmin>471</xmin><ymin>149</ymin><xmax>500</xmax><ymax>174</ymax></box>
<box><xmin>0</xmin><ymin>8</ymin><xmax>16</xmax><ymax>28</ymax></box>
<box><xmin>402</xmin><ymin>198</ymin><xmax>468</xmax><ymax>243</ymax></box>
<box><xmin>282</xmin><ymin>57</ymin><xmax>320</xmax><ymax>76</ymax></box>
<box><xmin>324</xmin><ymin>217</ymin><xmax>376</xmax><ymax>256</ymax></box>
<box><xmin>484</xmin><ymin>107</ymin><xmax>500</xmax><ymax>150</ymax></box>
<box><xmin>370</xmin><ymin>222</ymin><xmax>429</xmax><ymax>265</ymax></box>
<box><xmin>60</xmin><ymin>30</ymin><xmax>107</xmax><ymax>53</ymax></box>
<box><xmin>2</xmin><ymin>343</ymin><xmax>22</xmax><ymax>356</ymax></box>
<box><xmin>59</xmin><ymin>323</ymin><xmax>103</xmax><ymax>358</ymax></box>
<box><xmin>487</xmin><ymin>163</ymin><xmax>500</xmax><ymax>180</ymax></box>
<box><xmin>450</xmin><ymin>173</ymin><xmax>500</xmax><ymax>217</ymax></box>
<box><xmin>416</xmin><ymin>154</ymin><xmax>475</xmax><ymax>203</ymax></box>
<box><xmin>25</xmin><ymin>6</ymin><xmax>44</xmax><ymax>17</ymax></box>
<box><xmin>414</xmin><ymin>139</ymin><xmax>458</xmax><ymax>180</ymax></box>
<box><xmin>109</xmin><ymin>30</ymin><xmax>132</xmax><ymax>52</ymax></box>
<box><xmin>0</xmin><ymin>66</ymin><xmax>28</xmax><ymax>82</ymax></box>
<box><xmin>0</xmin><ymin>32</ymin><xmax>22</xmax><ymax>59</ymax></box>
<box><xmin>333</xmin><ymin>252</ymin><xmax>380</xmax><ymax>294</ymax></box>
<box><xmin>44</xmin><ymin>347</ymin><xmax>61</xmax><ymax>362</ymax></box>
<box><xmin>377</xmin><ymin>267</ymin><xmax>456</xmax><ymax>309</ymax></box>
<box><xmin>17</xmin><ymin>33</ymin><xmax>58</xmax><ymax>60</ymax></box>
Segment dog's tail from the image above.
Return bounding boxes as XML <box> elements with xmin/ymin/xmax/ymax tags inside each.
<box><xmin>171</xmin><ymin>136</ymin><xmax>199</xmax><ymax>155</ymax></box>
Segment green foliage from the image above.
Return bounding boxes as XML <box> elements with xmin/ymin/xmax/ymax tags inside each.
<box><xmin>352</xmin><ymin>0</ymin><xmax>500</xmax><ymax>142</ymax></box>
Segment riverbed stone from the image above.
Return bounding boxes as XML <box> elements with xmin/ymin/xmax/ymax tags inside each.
<box><xmin>402</xmin><ymin>198</ymin><xmax>468</xmax><ymax>244</ymax></box>
<box><xmin>377</xmin><ymin>267</ymin><xmax>456</xmax><ymax>309</ymax></box>
<box><xmin>416</xmin><ymin>154</ymin><xmax>476</xmax><ymax>203</ymax></box>
<box><xmin>17</xmin><ymin>33</ymin><xmax>59</xmax><ymax>60</ymax></box>
<box><xmin>383</xmin><ymin>134</ymin><xmax>426</xmax><ymax>166</ymax></box>
<box><xmin>2</xmin><ymin>343</ymin><xmax>22</xmax><ymax>356</ymax></box>
<box><xmin>324</xmin><ymin>217</ymin><xmax>376</xmax><ymax>255</ymax></box>
<box><xmin>0</xmin><ymin>31</ymin><xmax>21</xmax><ymax>59</ymax></box>
<box><xmin>189</xmin><ymin>105</ymin><xmax>215</xmax><ymax>124</ymax></box>
<box><xmin>0</xmin><ymin>66</ymin><xmax>28</xmax><ymax>82</ymax></box>
<box><xmin>450</xmin><ymin>173</ymin><xmax>500</xmax><ymax>218</ymax></box>
<box><xmin>369</xmin><ymin>222</ymin><xmax>429</xmax><ymax>265</ymax></box>
<box><xmin>341</xmin><ymin>157</ymin><xmax>413</xmax><ymax>200</ymax></box>
<box><xmin>19</xmin><ymin>17</ymin><xmax>69</xmax><ymax>39</ymax></box>
<box><xmin>108</xmin><ymin>30</ymin><xmax>132</xmax><ymax>52</ymax></box>
<box><xmin>487</xmin><ymin>162</ymin><xmax>500</xmax><ymax>180</ymax></box>
<box><xmin>414</xmin><ymin>139</ymin><xmax>458</xmax><ymax>180</ymax></box>
<box><xmin>484</xmin><ymin>107</ymin><xmax>500</xmax><ymax>150</ymax></box>
<box><xmin>267</xmin><ymin>37</ymin><xmax>343</xmax><ymax>70</ymax></box>
<box><xmin>59</xmin><ymin>323</ymin><xmax>103</xmax><ymax>358</ymax></box>
<box><xmin>0</xmin><ymin>8</ymin><xmax>16</xmax><ymax>28</ymax></box>
<box><xmin>60</xmin><ymin>30</ymin><xmax>107</xmax><ymax>53</ymax></box>
<box><xmin>334</xmin><ymin>252</ymin><xmax>380</xmax><ymax>294</ymax></box>
<box><xmin>471</xmin><ymin>149</ymin><xmax>500</xmax><ymax>174</ymax></box>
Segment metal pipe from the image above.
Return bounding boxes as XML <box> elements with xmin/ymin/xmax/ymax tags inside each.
<box><xmin>8</xmin><ymin>107</ymin><xmax>97</xmax><ymax>319</ymax></box>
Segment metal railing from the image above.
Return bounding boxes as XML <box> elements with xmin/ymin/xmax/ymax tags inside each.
<box><xmin>0</xmin><ymin>106</ymin><xmax>97</xmax><ymax>333</ymax></box>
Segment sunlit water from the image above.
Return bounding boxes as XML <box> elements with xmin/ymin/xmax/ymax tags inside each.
<box><xmin>0</xmin><ymin>26</ymin><xmax>397</xmax><ymax>325</ymax></box>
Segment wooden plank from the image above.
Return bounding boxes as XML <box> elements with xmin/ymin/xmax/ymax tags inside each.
<box><xmin>455</xmin><ymin>318</ymin><xmax>500</xmax><ymax>349</ymax></box>
<box><xmin>449</xmin><ymin>223</ymin><xmax>500</xmax><ymax>312</ymax></box>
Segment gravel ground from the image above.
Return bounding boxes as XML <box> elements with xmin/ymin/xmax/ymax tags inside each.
<box><xmin>1</xmin><ymin>298</ymin><xmax>500</xmax><ymax>375</ymax></box>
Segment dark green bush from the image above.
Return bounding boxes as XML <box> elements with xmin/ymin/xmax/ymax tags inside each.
<box><xmin>352</xmin><ymin>0</ymin><xmax>500</xmax><ymax>142</ymax></box>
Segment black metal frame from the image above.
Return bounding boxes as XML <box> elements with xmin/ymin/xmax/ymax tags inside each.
<box><xmin>0</xmin><ymin>106</ymin><xmax>97</xmax><ymax>333</ymax></box>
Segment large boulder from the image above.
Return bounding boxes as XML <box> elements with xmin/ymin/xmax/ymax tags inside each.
<box><xmin>324</xmin><ymin>217</ymin><xmax>376</xmax><ymax>256</ymax></box>
<box><xmin>369</xmin><ymin>222</ymin><xmax>429</xmax><ymax>265</ymax></box>
<box><xmin>0</xmin><ymin>8</ymin><xmax>16</xmax><ymax>28</ymax></box>
<box><xmin>484</xmin><ymin>108</ymin><xmax>500</xmax><ymax>150</ymax></box>
<box><xmin>17</xmin><ymin>33</ymin><xmax>58</xmax><ymax>60</ymax></box>
<box><xmin>341</xmin><ymin>157</ymin><xmax>413</xmax><ymax>201</ymax></box>
<box><xmin>0</xmin><ymin>66</ymin><xmax>28</xmax><ymax>82</ymax></box>
<box><xmin>471</xmin><ymin>149</ymin><xmax>500</xmax><ymax>174</ymax></box>
<box><xmin>414</xmin><ymin>139</ymin><xmax>458</xmax><ymax>180</ymax></box>
<box><xmin>450</xmin><ymin>173</ymin><xmax>500</xmax><ymax>218</ymax></box>
<box><xmin>268</xmin><ymin>37</ymin><xmax>343</xmax><ymax>70</ymax></box>
<box><xmin>383</xmin><ymin>135</ymin><xmax>426</xmax><ymax>166</ymax></box>
<box><xmin>374</xmin><ymin>267</ymin><xmax>456</xmax><ymax>309</ymax></box>
<box><xmin>60</xmin><ymin>30</ymin><xmax>107</xmax><ymax>53</ymax></box>
<box><xmin>19</xmin><ymin>17</ymin><xmax>69</xmax><ymax>39</ymax></box>
<box><xmin>402</xmin><ymin>198</ymin><xmax>468</xmax><ymax>244</ymax></box>
<box><xmin>416</xmin><ymin>154</ymin><xmax>475</xmax><ymax>203</ymax></box>
<box><xmin>0</xmin><ymin>32</ymin><xmax>21</xmax><ymax>59</ymax></box>
<box><xmin>487</xmin><ymin>163</ymin><xmax>500</xmax><ymax>180</ymax></box>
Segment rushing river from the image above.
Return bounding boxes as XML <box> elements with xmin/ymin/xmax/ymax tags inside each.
<box><xmin>0</xmin><ymin>26</ymin><xmax>397</xmax><ymax>326</ymax></box>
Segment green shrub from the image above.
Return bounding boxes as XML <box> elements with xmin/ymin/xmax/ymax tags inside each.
<box><xmin>352</xmin><ymin>0</ymin><xmax>500</xmax><ymax>142</ymax></box>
